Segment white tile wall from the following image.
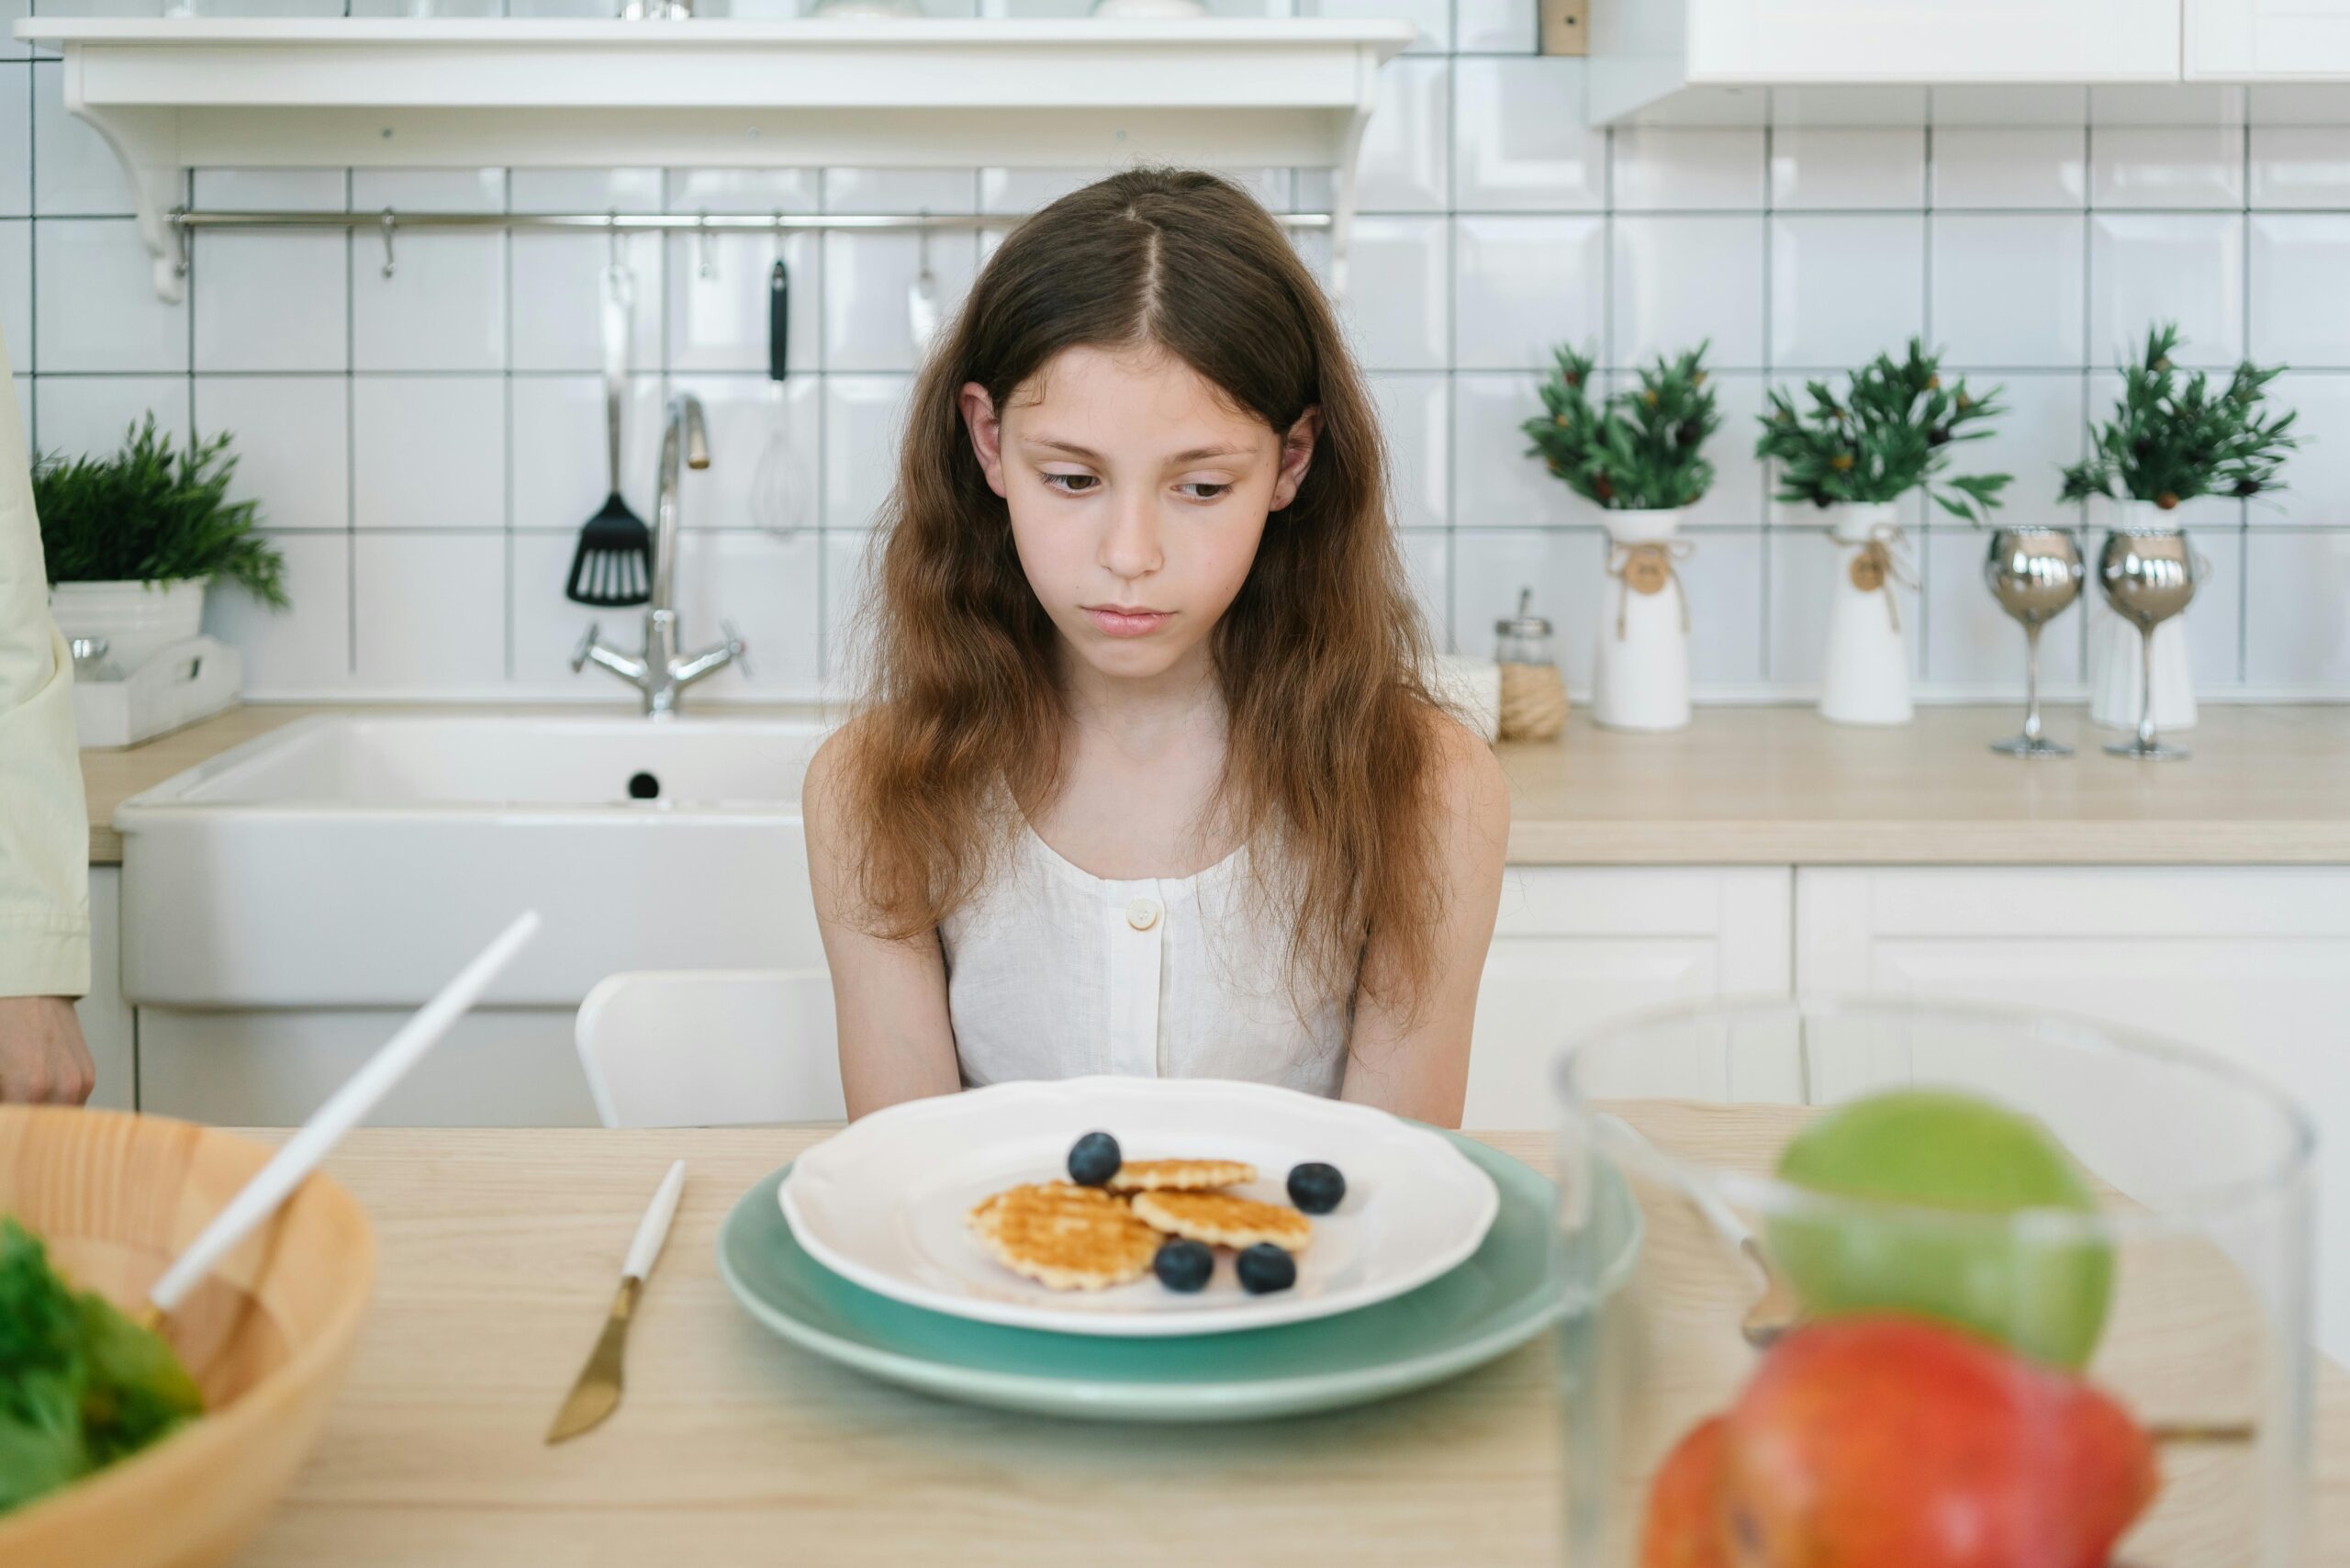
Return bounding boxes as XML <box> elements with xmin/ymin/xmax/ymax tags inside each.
<box><xmin>192</xmin><ymin>375</ymin><xmax>350</xmax><ymax>533</ymax></box>
<box><xmin>2089</xmin><ymin>213</ymin><xmax>2244</xmax><ymax>366</ymax></box>
<box><xmin>352</xmin><ymin>376</ymin><xmax>506</xmax><ymax>532</ymax></box>
<box><xmin>1769</xmin><ymin>213</ymin><xmax>1923</xmax><ymax>370</ymax></box>
<box><xmin>8</xmin><ymin>35</ymin><xmax>2350</xmax><ymax>701</ymax></box>
<box><xmin>1932</xmin><ymin>214</ymin><xmax>2087</xmax><ymax>369</ymax></box>
<box><xmin>1610</xmin><ymin>215</ymin><xmax>1765</xmax><ymax>368</ymax></box>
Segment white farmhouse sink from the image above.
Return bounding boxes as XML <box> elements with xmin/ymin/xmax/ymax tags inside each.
<box><xmin>117</xmin><ymin>713</ymin><xmax>833</xmax><ymax>1010</ymax></box>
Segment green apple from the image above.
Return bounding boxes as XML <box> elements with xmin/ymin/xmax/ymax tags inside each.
<box><xmin>1768</xmin><ymin>1088</ymin><xmax>2114</xmax><ymax>1369</ymax></box>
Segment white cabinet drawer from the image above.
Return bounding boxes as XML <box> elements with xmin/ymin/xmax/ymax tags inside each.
<box><xmin>1469</xmin><ymin>866</ymin><xmax>1791</xmax><ymax>1128</ymax></box>
<box><xmin>1796</xmin><ymin>865</ymin><xmax>2350</xmax><ymax>1362</ymax></box>
<box><xmin>137</xmin><ymin>1005</ymin><xmax>598</xmax><ymax>1127</ymax></box>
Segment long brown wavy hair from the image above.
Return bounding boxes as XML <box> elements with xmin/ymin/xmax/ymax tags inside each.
<box><xmin>838</xmin><ymin>167</ymin><xmax>1449</xmax><ymax>1022</ymax></box>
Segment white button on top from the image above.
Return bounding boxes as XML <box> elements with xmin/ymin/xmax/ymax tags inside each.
<box><xmin>1125</xmin><ymin>897</ymin><xmax>1160</xmax><ymax>932</ymax></box>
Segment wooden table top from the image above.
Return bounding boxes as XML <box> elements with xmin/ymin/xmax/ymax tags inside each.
<box><xmin>83</xmin><ymin>701</ymin><xmax>2350</xmax><ymax>868</ymax></box>
<box><xmin>231</xmin><ymin>1116</ymin><xmax>2350</xmax><ymax>1567</ymax></box>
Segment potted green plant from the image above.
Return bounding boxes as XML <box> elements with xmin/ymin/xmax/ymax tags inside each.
<box><xmin>2060</xmin><ymin>323</ymin><xmax>2297</xmax><ymax>745</ymax></box>
<box><xmin>1754</xmin><ymin>339</ymin><xmax>2008</xmax><ymax>725</ymax></box>
<box><xmin>1523</xmin><ymin>342</ymin><xmax>1718</xmax><ymax>732</ymax></box>
<box><xmin>35</xmin><ymin>416</ymin><xmax>285</xmax><ymax>673</ymax></box>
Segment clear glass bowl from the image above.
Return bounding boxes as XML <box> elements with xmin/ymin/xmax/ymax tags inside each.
<box><xmin>1554</xmin><ymin>996</ymin><xmax>2315</xmax><ymax>1568</ymax></box>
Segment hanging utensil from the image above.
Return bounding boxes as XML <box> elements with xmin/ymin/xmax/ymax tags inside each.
<box><xmin>749</xmin><ymin>252</ymin><xmax>807</xmax><ymax>536</ymax></box>
<box><xmin>565</xmin><ymin>248</ymin><xmax>653</xmax><ymax>608</ymax></box>
<box><xmin>907</xmin><ymin>212</ymin><xmax>941</xmax><ymax>351</ymax></box>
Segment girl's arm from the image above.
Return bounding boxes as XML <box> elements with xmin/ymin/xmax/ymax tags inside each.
<box><xmin>1339</xmin><ymin>716</ymin><xmax>1511</xmax><ymax>1129</ymax></box>
<box><xmin>804</xmin><ymin>728</ymin><xmax>965</xmax><ymax>1120</ymax></box>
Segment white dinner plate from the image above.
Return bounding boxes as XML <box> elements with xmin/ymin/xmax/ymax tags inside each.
<box><xmin>778</xmin><ymin>1076</ymin><xmax>1503</xmax><ymax>1338</ymax></box>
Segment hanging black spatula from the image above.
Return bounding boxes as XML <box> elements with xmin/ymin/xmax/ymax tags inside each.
<box><xmin>565</xmin><ymin>261</ymin><xmax>653</xmax><ymax>608</ymax></box>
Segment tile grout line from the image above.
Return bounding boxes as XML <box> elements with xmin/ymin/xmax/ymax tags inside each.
<box><xmin>1918</xmin><ymin>118</ymin><xmax>1934</xmax><ymax>681</ymax></box>
<box><xmin>2086</xmin><ymin>119</ymin><xmax>2109</xmax><ymax>680</ymax></box>
<box><xmin>1440</xmin><ymin>41</ymin><xmax>1458</xmax><ymax>655</ymax></box>
<box><xmin>344</xmin><ymin>166</ymin><xmax>357</xmax><ymax>681</ymax></box>
<box><xmin>503</xmin><ymin>164</ymin><xmax>517</xmax><ymax>685</ymax></box>
<box><xmin>1757</xmin><ymin>118</ymin><xmax>1775</xmax><ymax>684</ymax></box>
<box><xmin>2240</xmin><ymin>119</ymin><xmax>2255</xmax><ymax>684</ymax></box>
<box><xmin>815</xmin><ymin>180</ymin><xmax>833</xmax><ymax>686</ymax></box>
<box><xmin>24</xmin><ymin>57</ymin><xmax>35</xmax><ymax>441</ymax></box>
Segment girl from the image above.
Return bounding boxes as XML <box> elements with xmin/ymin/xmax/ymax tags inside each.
<box><xmin>806</xmin><ymin>167</ymin><xmax>1508</xmax><ymax>1126</ymax></box>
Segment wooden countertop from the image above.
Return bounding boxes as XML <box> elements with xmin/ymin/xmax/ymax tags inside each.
<box><xmin>79</xmin><ymin>701</ymin><xmax>2350</xmax><ymax>867</ymax></box>
<box><xmin>231</xmin><ymin>1115</ymin><xmax>2350</xmax><ymax>1567</ymax></box>
<box><xmin>1498</xmin><ymin>702</ymin><xmax>2350</xmax><ymax>865</ymax></box>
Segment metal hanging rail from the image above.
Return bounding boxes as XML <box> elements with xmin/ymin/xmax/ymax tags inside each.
<box><xmin>166</xmin><ymin>206</ymin><xmax>1337</xmax><ymax>279</ymax></box>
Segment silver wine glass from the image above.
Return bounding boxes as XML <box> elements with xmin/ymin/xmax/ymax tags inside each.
<box><xmin>2097</xmin><ymin>528</ymin><xmax>2200</xmax><ymax>761</ymax></box>
<box><xmin>1984</xmin><ymin>528</ymin><xmax>2085</xmax><ymax>757</ymax></box>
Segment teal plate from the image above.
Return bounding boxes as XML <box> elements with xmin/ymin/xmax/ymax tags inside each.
<box><xmin>716</xmin><ymin>1132</ymin><xmax>1642</xmax><ymax>1422</ymax></box>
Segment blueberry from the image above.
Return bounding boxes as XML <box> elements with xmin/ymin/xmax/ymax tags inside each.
<box><xmin>1287</xmin><ymin>1161</ymin><xmax>1346</xmax><ymax>1215</ymax></box>
<box><xmin>1153</xmin><ymin>1238</ymin><xmax>1214</xmax><ymax>1294</ymax></box>
<box><xmin>1067</xmin><ymin>1131</ymin><xmax>1121</xmax><ymax>1186</ymax></box>
<box><xmin>1236</xmin><ymin>1243</ymin><xmax>1297</xmax><ymax>1295</ymax></box>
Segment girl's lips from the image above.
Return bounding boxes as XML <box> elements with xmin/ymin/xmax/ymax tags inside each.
<box><xmin>1084</xmin><ymin>607</ymin><xmax>1172</xmax><ymax>639</ymax></box>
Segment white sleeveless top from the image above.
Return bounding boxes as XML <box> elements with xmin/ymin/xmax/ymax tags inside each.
<box><xmin>938</xmin><ymin>825</ymin><xmax>1352</xmax><ymax>1096</ymax></box>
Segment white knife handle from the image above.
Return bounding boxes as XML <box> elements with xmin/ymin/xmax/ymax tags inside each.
<box><xmin>623</xmin><ymin>1159</ymin><xmax>687</xmax><ymax>1282</ymax></box>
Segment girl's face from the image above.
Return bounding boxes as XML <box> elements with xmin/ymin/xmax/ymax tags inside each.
<box><xmin>961</xmin><ymin>345</ymin><xmax>1318</xmax><ymax>688</ymax></box>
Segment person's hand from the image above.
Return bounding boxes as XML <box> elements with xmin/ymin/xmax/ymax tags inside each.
<box><xmin>0</xmin><ymin>995</ymin><xmax>95</xmax><ymax>1104</ymax></box>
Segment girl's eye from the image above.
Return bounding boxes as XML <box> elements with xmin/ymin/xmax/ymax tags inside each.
<box><xmin>1042</xmin><ymin>473</ymin><xmax>1101</xmax><ymax>495</ymax></box>
<box><xmin>1178</xmin><ymin>482</ymin><xmax>1231</xmax><ymax>502</ymax></box>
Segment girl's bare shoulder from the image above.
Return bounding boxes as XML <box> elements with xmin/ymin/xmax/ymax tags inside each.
<box><xmin>1418</xmin><ymin>702</ymin><xmax>1510</xmax><ymax>840</ymax></box>
<box><xmin>804</xmin><ymin>713</ymin><xmax>879</xmax><ymax>837</ymax></box>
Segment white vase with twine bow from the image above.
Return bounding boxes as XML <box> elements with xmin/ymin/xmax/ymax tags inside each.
<box><xmin>1818</xmin><ymin>502</ymin><xmax>1917</xmax><ymax>726</ymax></box>
<box><xmin>1593</xmin><ymin>509</ymin><xmax>1694</xmax><ymax>732</ymax></box>
<box><xmin>2088</xmin><ymin>499</ymin><xmax>2200</xmax><ymax>734</ymax></box>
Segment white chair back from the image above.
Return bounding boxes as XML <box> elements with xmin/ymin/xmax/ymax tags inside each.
<box><xmin>575</xmin><ymin>969</ymin><xmax>846</xmax><ymax>1128</ymax></box>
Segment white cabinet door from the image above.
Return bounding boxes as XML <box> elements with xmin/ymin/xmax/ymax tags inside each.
<box><xmin>137</xmin><ymin>1006</ymin><xmax>598</xmax><ymax>1127</ymax></box>
<box><xmin>2188</xmin><ymin>0</ymin><xmax>2350</xmax><ymax>77</ymax></box>
<box><xmin>1466</xmin><ymin>866</ymin><xmax>1791</xmax><ymax>1129</ymax></box>
<box><xmin>1686</xmin><ymin>0</ymin><xmax>2179</xmax><ymax>82</ymax></box>
<box><xmin>1796</xmin><ymin>865</ymin><xmax>2350</xmax><ymax>1361</ymax></box>
<box><xmin>78</xmin><ymin>867</ymin><xmax>135</xmax><ymax>1112</ymax></box>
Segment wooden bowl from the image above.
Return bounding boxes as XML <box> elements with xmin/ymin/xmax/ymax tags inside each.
<box><xmin>0</xmin><ymin>1106</ymin><xmax>375</xmax><ymax>1568</ymax></box>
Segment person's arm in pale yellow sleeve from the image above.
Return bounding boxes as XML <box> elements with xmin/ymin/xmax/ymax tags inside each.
<box><xmin>0</xmin><ymin>320</ymin><xmax>96</xmax><ymax>1103</ymax></box>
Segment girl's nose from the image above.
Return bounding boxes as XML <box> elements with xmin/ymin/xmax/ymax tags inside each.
<box><xmin>1098</xmin><ymin>493</ymin><xmax>1164</xmax><ymax>581</ymax></box>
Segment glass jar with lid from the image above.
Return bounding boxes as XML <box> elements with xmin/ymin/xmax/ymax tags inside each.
<box><xmin>1495</xmin><ymin>587</ymin><xmax>1568</xmax><ymax>742</ymax></box>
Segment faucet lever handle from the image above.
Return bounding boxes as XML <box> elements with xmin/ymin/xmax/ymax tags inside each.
<box><xmin>721</xmin><ymin>619</ymin><xmax>751</xmax><ymax>680</ymax></box>
<box><xmin>570</xmin><ymin>622</ymin><xmax>602</xmax><ymax>675</ymax></box>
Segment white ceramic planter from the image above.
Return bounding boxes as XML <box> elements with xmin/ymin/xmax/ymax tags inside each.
<box><xmin>48</xmin><ymin>577</ymin><xmax>207</xmax><ymax>674</ymax></box>
<box><xmin>1818</xmin><ymin>502</ymin><xmax>1915</xmax><ymax>726</ymax></box>
<box><xmin>1592</xmin><ymin>508</ymin><xmax>1692</xmax><ymax>733</ymax></box>
<box><xmin>2089</xmin><ymin>500</ymin><xmax>2199</xmax><ymax>733</ymax></box>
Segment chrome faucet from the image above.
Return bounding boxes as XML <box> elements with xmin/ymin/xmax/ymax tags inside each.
<box><xmin>571</xmin><ymin>393</ymin><xmax>747</xmax><ymax>717</ymax></box>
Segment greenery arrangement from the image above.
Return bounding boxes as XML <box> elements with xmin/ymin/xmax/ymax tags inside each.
<box><xmin>1754</xmin><ymin>338</ymin><xmax>2010</xmax><ymax>525</ymax></box>
<box><xmin>2059</xmin><ymin>323</ymin><xmax>2298</xmax><ymax>511</ymax></box>
<box><xmin>1523</xmin><ymin>343</ymin><xmax>1720</xmax><ymax>510</ymax></box>
<box><xmin>33</xmin><ymin>415</ymin><xmax>286</xmax><ymax>606</ymax></box>
<box><xmin>0</xmin><ymin>1215</ymin><xmax>204</xmax><ymax>1517</ymax></box>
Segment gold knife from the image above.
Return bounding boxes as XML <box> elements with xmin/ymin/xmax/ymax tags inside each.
<box><xmin>546</xmin><ymin>1159</ymin><xmax>686</xmax><ymax>1445</ymax></box>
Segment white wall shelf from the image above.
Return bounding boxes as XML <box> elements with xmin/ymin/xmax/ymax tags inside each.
<box><xmin>14</xmin><ymin>17</ymin><xmax>1414</xmax><ymax>300</ymax></box>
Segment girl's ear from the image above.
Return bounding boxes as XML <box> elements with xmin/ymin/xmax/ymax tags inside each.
<box><xmin>960</xmin><ymin>382</ymin><xmax>1010</xmax><ymax>499</ymax></box>
<box><xmin>1270</xmin><ymin>406</ymin><xmax>1322</xmax><ymax>512</ymax></box>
